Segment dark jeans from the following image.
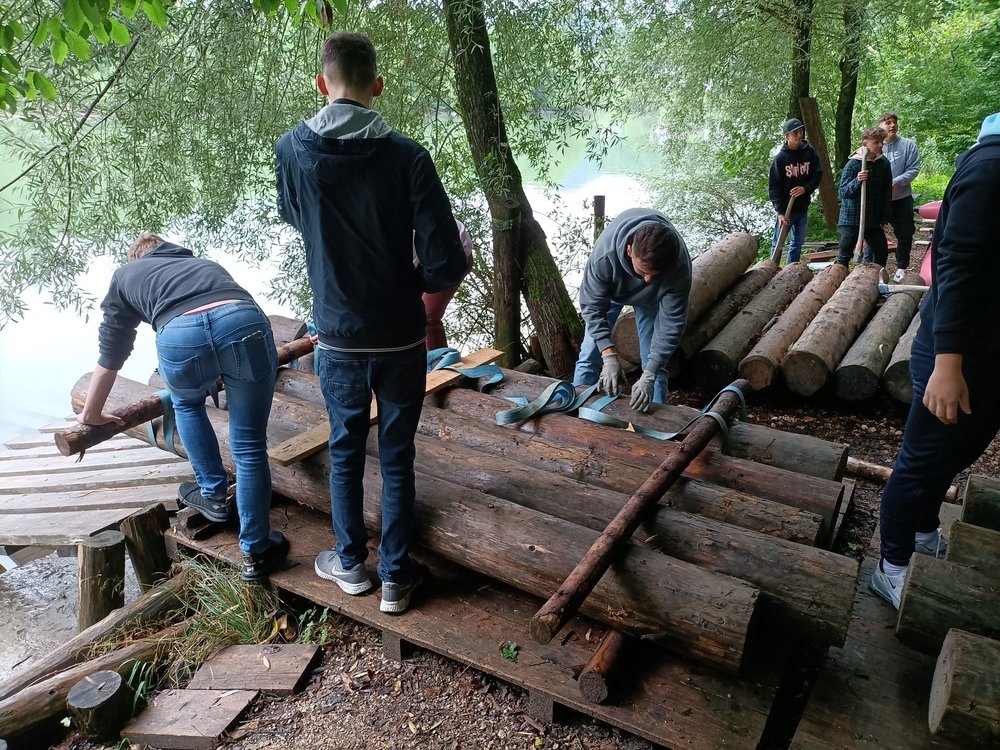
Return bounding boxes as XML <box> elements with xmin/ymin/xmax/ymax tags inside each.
<box><xmin>879</xmin><ymin>336</ymin><xmax>1000</xmax><ymax>565</ymax></box>
<box><xmin>318</xmin><ymin>344</ymin><xmax>425</xmax><ymax>584</ymax></box>
<box><xmin>888</xmin><ymin>195</ymin><xmax>915</xmax><ymax>270</ymax></box>
<box><xmin>836</xmin><ymin>223</ymin><xmax>889</xmax><ymax>268</ymax></box>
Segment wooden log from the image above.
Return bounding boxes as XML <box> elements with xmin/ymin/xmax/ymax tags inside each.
<box><xmin>882</xmin><ymin>308</ymin><xmax>922</xmax><ymax>404</ymax></box>
<box><xmin>73</xmin><ymin>375</ymin><xmax>758</xmax><ymax>673</ymax></box>
<box><xmin>54</xmin><ymin>336</ymin><xmax>315</xmax><ymax>457</ymax></box>
<box><xmin>467</xmin><ymin>367</ymin><xmax>849</xmax><ymax>481</ymax></box>
<box><xmin>529</xmin><ymin>381</ymin><xmax>749</xmax><ymax>645</ymax></box>
<box><xmin>78</xmin><ymin>530</ymin><xmax>126</xmax><ymax>632</ymax></box>
<box><xmin>0</xmin><ymin>620</ymin><xmax>186</xmax><ymax>736</ymax></box>
<box><xmin>0</xmin><ymin>571</ymin><xmax>189</xmax><ymax>701</ymax></box>
<box><xmin>672</xmin><ymin>260</ymin><xmax>778</xmax><ymax>376</ymax></box>
<box><xmin>781</xmin><ymin>264</ymin><xmax>882</xmax><ymax>396</ymax></box>
<box><xmin>120</xmin><ymin>503</ymin><xmax>171</xmax><ymax>592</ymax></box>
<box><xmin>67</xmin><ymin>669</ymin><xmax>134</xmax><ymax>740</ymax></box>
<box><xmin>579</xmin><ymin>629</ymin><xmax>628</xmax><ymax>704</ymax></box>
<box><xmin>947</xmin><ymin>521</ymin><xmax>1000</xmax><ymax>575</ymax></box>
<box><xmin>896</xmin><ymin>555</ymin><xmax>1000</xmax><ymax>653</ymax></box>
<box><xmin>834</xmin><ymin>272</ymin><xmax>924</xmax><ymax>400</ymax></box>
<box><xmin>928</xmin><ymin>628</ymin><xmax>1000</xmax><ymax>745</ymax></box>
<box><xmin>740</xmin><ymin>263</ymin><xmax>848</xmax><ymax>391</ymax></box>
<box><xmin>845</xmin><ymin>456</ymin><xmax>958</xmax><ymax>503</ymax></box>
<box><xmin>961</xmin><ymin>474</ymin><xmax>1000</xmax><ymax>531</ymax></box>
<box><xmin>609</xmin><ymin>310</ymin><xmax>641</xmax><ymax>372</ymax></box>
<box><xmin>689</xmin><ymin>263</ymin><xmax>814</xmax><ymax>393</ymax></box>
<box><xmin>267</xmin><ymin>315</ymin><xmax>308</xmax><ymax>348</ymax></box>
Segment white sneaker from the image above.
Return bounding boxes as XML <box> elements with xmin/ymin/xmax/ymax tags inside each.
<box><xmin>892</xmin><ymin>268</ymin><xmax>907</xmax><ymax>282</ymax></box>
<box><xmin>914</xmin><ymin>528</ymin><xmax>949</xmax><ymax>559</ymax></box>
<box><xmin>869</xmin><ymin>560</ymin><xmax>908</xmax><ymax>609</ymax></box>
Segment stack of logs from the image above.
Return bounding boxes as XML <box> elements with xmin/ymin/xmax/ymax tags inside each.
<box><xmin>612</xmin><ymin>232</ymin><xmax>926</xmax><ymax>403</ymax></box>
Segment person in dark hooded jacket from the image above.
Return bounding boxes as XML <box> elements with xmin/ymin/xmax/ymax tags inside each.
<box><xmin>768</xmin><ymin>118</ymin><xmax>823</xmax><ymax>264</ymax></box>
<box><xmin>275</xmin><ymin>32</ymin><xmax>467</xmax><ymax>615</ymax></box>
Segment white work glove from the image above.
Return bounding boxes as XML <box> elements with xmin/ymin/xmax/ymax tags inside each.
<box><xmin>629</xmin><ymin>369</ymin><xmax>657</xmax><ymax>412</ymax></box>
<box><xmin>598</xmin><ymin>353</ymin><xmax>628</xmax><ymax>396</ymax></box>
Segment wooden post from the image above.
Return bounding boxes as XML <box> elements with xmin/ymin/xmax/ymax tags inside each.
<box><xmin>961</xmin><ymin>474</ymin><xmax>1000</xmax><ymax>531</ymax></box>
<box><xmin>78</xmin><ymin>530</ymin><xmax>126</xmax><ymax>632</ymax></box>
<box><xmin>120</xmin><ymin>504</ymin><xmax>171</xmax><ymax>591</ymax></box>
<box><xmin>67</xmin><ymin>670</ymin><xmax>135</xmax><ymax>740</ymax></box>
<box><xmin>529</xmin><ymin>380</ymin><xmax>750</xmax><ymax>644</ymax></box>
<box><xmin>929</xmin><ymin>628</ymin><xmax>1000</xmax><ymax>745</ymax></box>
<box><xmin>798</xmin><ymin>97</ymin><xmax>838</xmax><ymax>229</ymax></box>
<box><xmin>578</xmin><ymin>629</ymin><xmax>628</xmax><ymax>704</ymax></box>
<box><xmin>593</xmin><ymin>195</ymin><xmax>606</xmax><ymax>242</ymax></box>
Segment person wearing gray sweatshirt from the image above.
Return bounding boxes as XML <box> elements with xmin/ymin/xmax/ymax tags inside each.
<box><xmin>572</xmin><ymin>208</ymin><xmax>692</xmax><ymax>411</ymax></box>
<box><xmin>878</xmin><ymin>113</ymin><xmax>921</xmax><ymax>280</ymax></box>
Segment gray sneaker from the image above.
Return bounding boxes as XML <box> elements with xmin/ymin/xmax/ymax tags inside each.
<box><xmin>314</xmin><ymin>550</ymin><xmax>373</xmax><ymax>595</ymax></box>
<box><xmin>914</xmin><ymin>528</ymin><xmax>949</xmax><ymax>558</ymax></box>
<box><xmin>380</xmin><ymin>564</ymin><xmax>426</xmax><ymax>614</ymax></box>
<box><xmin>869</xmin><ymin>559</ymin><xmax>907</xmax><ymax>609</ymax></box>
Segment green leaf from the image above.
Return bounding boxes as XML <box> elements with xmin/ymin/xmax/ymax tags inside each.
<box><xmin>31</xmin><ymin>24</ymin><xmax>50</xmax><ymax>47</ymax></box>
<box><xmin>50</xmin><ymin>39</ymin><xmax>69</xmax><ymax>64</ymax></box>
<box><xmin>92</xmin><ymin>20</ymin><xmax>110</xmax><ymax>45</ymax></box>
<box><xmin>63</xmin><ymin>0</ymin><xmax>87</xmax><ymax>33</ymax></box>
<box><xmin>329</xmin><ymin>0</ymin><xmax>348</xmax><ymax>16</ymax></box>
<box><xmin>47</xmin><ymin>18</ymin><xmax>64</xmax><ymax>39</ymax></box>
<box><xmin>283</xmin><ymin>0</ymin><xmax>297</xmax><ymax>13</ymax></box>
<box><xmin>121</xmin><ymin>0</ymin><xmax>140</xmax><ymax>18</ymax></box>
<box><xmin>64</xmin><ymin>30</ymin><xmax>91</xmax><ymax>61</ymax></box>
<box><xmin>143</xmin><ymin>0</ymin><xmax>167</xmax><ymax>28</ymax></box>
<box><xmin>1</xmin><ymin>26</ymin><xmax>14</xmax><ymax>51</ymax></box>
<box><xmin>81</xmin><ymin>0</ymin><xmax>108</xmax><ymax>28</ymax></box>
<box><xmin>0</xmin><ymin>53</ymin><xmax>18</xmax><ymax>73</ymax></box>
<box><xmin>499</xmin><ymin>641</ymin><xmax>519</xmax><ymax>662</ymax></box>
<box><xmin>8</xmin><ymin>21</ymin><xmax>24</xmax><ymax>39</ymax></box>
<box><xmin>109</xmin><ymin>19</ymin><xmax>130</xmax><ymax>46</ymax></box>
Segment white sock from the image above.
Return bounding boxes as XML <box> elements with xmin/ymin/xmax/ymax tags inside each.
<box><xmin>881</xmin><ymin>559</ymin><xmax>908</xmax><ymax>576</ymax></box>
<box><xmin>915</xmin><ymin>529</ymin><xmax>939</xmax><ymax>545</ymax></box>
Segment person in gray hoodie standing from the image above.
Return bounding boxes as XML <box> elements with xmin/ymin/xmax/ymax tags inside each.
<box><xmin>878</xmin><ymin>113</ymin><xmax>921</xmax><ymax>281</ymax></box>
<box><xmin>275</xmin><ymin>32</ymin><xmax>468</xmax><ymax>614</ymax></box>
<box><xmin>572</xmin><ymin>208</ymin><xmax>692</xmax><ymax>411</ymax></box>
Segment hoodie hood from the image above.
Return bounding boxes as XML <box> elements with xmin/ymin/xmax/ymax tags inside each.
<box><xmin>293</xmin><ymin>101</ymin><xmax>394</xmax><ymax>187</ymax></box>
<box><xmin>305</xmin><ymin>100</ymin><xmax>393</xmax><ymax>139</ymax></box>
<box><xmin>978</xmin><ymin>112</ymin><xmax>1000</xmax><ymax>142</ymax></box>
<box><xmin>608</xmin><ymin>209</ymin><xmax>687</xmax><ymax>281</ymax></box>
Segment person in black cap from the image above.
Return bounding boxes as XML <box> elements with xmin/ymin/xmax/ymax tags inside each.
<box><xmin>768</xmin><ymin>117</ymin><xmax>823</xmax><ymax>264</ymax></box>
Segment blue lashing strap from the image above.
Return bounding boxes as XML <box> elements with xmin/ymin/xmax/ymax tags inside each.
<box><xmin>427</xmin><ymin>347</ymin><xmax>504</xmax><ymax>387</ymax></box>
<box><xmin>495</xmin><ymin>382</ymin><xmax>599</xmax><ymax>425</ymax></box>
<box><xmin>146</xmin><ymin>389</ymin><xmax>180</xmax><ymax>456</ymax></box>
<box><xmin>288</xmin><ymin>322</ymin><xmax>320</xmax><ymax>375</ymax></box>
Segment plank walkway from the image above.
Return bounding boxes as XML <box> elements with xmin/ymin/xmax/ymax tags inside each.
<box><xmin>0</xmin><ymin>420</ymin><xmax>189</xmax><ymax>547</ymax></box>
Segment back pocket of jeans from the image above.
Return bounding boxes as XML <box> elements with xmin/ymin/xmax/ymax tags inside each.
<box><xmin>321</xmin><ymin>356</ymin><xmax>370</xmax><ymax>407</ymax></box>
<box><xmin>158</xmin><ymin>354</ymin><xmax>205</xmax><ymax>392</ymax></box>
<box><xmin>231</xmin><ymin>329</ymin><xmax>278</xmax><ymax>383</ymax></box>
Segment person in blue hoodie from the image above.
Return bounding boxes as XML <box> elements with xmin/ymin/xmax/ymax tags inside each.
<box><xmin>768</xmin><ymin>118</ymin><xmax>823</xmax><ymax>264</ymax></box>
<box><xmin>572</xmin><ymin>208</ymin><xmax>692</xmax><ymax>411</ymax></box>
<box><xmin>275</xmin><ymin>32</ymin><xmax>468</xmax><ymax>615</ymax></box>
<box><xmin>870</xmin><ymin>112</ymin><xmax>1000</xmax><ymax>609</ymax></box>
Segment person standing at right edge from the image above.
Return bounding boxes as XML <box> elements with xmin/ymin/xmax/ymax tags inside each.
<box><xmin>878</xmin><ymin>113</ymin><xmax>921</xmax><ymax>281</ymax></box>
<box><xmin>275</xmin><ymin>32</ymin><xmax>468</xmax><ymax>614</ymax></box>
<box><xmin>870</xmin><ymin>112</ymin><xmax>1000</xmax><ymax>609</ymax></box>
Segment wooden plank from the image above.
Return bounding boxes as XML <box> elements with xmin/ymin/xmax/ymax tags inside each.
<box><xmin>267</xmin><ymin>348</ymin><xmax>504</xmax><ymax>467</ymax></box>
<box><xmin>0</xmin><ymin>437</ymin><xmax>153</xmax><ymax>459</ymax></box>
<box><xmin>170</xmin><ymin>501</ymin><xmax>784</xmax><ymax>750</ymax></box>
<box><xmin>187</xmin><ymin>645</ymin><xmax>321</xmax><ymax>694</ymax></box>
<box><xmin>2</xmin><ymin>431</ymin><xmax>138</xmax><ymax>451</ymax></box>
<box><xmin>0</xmin><ymin>509</ymin><xmax>132</xmax><ymax>545</ymax></box>
<box><xmin>0</xmin><ymin>486</ymin><xmax>180</xmax><ymax>515</ymax></box>
<box><xmin>122</xmin><ymin>688</ymin><xmax>257</xmax><ymax>750</ymax></box>
<box><xmin>36</xmin><ymin>418</ymin><xmax>77</xmax><ymax>433</ymax></box>
<box><xmin>0</xmin><ymin>462</ymin><xmax>194</xmax><ymax>495</ymax></box>
<box><xmin>0</xmin><ymin>447</ymin><xmax>184</xmax><ymax>477</ymax></box>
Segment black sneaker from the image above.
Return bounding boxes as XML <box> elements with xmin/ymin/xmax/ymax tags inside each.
<box><xmin>380</xmin><ymin>563</ymin><xmax>426</xmax><ymax>614</ymax></box>
<box><xmin>178</xmin><ymin>481</ymin><xmax>234</xmax><ymax>523</ymax></box>
<box><xmin>241</xmin><ymin>531</ymin><xmax>290</xmax><ymax>582</ymax></box>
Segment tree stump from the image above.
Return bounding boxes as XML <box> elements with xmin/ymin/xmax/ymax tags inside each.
<box><xmin>78</xmin><ymin>530</ymin><xmax>126</xmax><ymax>632</ymax></box>
<box><xmin>67</xmin><ymin>670</ymin><xmax>135</xmax><ymax>740</ymax></box>
<box><xmin>929</xmin><ymin>628</ymin><xmax>1000</xmax><ymax>745</ymax></box>
<box><xmin>120</xmin><ymin>503</ymin><xmax>171</xmax><ymax>591</ymax></box>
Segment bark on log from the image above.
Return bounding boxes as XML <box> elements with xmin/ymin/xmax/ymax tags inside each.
<box><xmin>579</xmin><ymin>629</ymin><xmax>628</xmax><ymax>704</ymax></box>
<box><xmin>834</xmin><ymin>272</ymin><xmax>924</xmax><ymax>400</ymax></box>
<box><xmin>740</xmin><ymin>263</ymin><xmax>849</xmax><ymax>391</ymax></box>
<box><xmin>0</xmin><ymin>571</ymin><xmax>189</xmax><ymax>701</ymax></box>
<box><xmin>78</xmin><ymin>531</ymin><xmax>126</xmax><ymax>632</ymax></box>
<box><xmin>528</xmin><ymin>382</ymin><xmax>749</xmax><ymax>645</ymax></box>
<box><xmin>947</xmin><ymin>521</ymin><xmax>1000</xmax><ymax>575</ymax></box>
<box><xmin>54</xmin><ymin>336</ymin><xmax>315</xmax><ymax>456</ymax></box>
<box><xmin>844</xmin><ymin>456</ymin><xmax>958</xmax><ymax>503</ymax></box>
<box><xmin>609</xmin><ymin>310</ymin><xmax>641</xmax><ymax>373</ymax></box>
<box><xmin>0</xmin><ymin>620</ymin><xmax>186</xmax><ymax>736</ymax></box>
<box><xmin>469</xmin><ymin>367</ymin><xmax>848</xmax><ymax>481</ymax></box>
<box><xmin>781</xmin><ymin>264</ymin><xmax>882</xmax><ymax>396</ymax></box>
<box><xmin>73</xmin><ymin>375</ymin><xmax>758</xmax><ymax>674</ymax></box>
<box><xmin>672</xmin><ymin>260</ymin><xmax>778</xmax><ymax>376</ymax></box>
<box><xmin>689</xmin><ymin>263</ymin><xmax>814</xmax><ymax>393</ymax></box>
<box><xmin>267</xmin><ymin>315</ymin><xmax>308</xmax><ymax>348</ymax></box>
<box><xmin>120</xmin><ymin>503</ymin><xmax>171</xmax><ymax>592</ymax></box>
<box><xmin>882</xmin><ymin>308</ymin><xmax>921</xmax><ymax>404</ymax></box>
<box><xmin>929</xmin><ymin>628</ymin><xmax>1000</xmax><ymax>745</ymax></box>
<box><xmin>896</xmin><ymin>555</ymin><xmax>1000</xmax><ymax>653</ymax></box>
<box><xmin>961</xmin><ymin>474</ymin><xmax>1000</xmax><ymax>531</ymax></box>
<box><xmin>67</xmin><ymin>669</ymin><xmax>134</xmax><ymax>740</ymax></box>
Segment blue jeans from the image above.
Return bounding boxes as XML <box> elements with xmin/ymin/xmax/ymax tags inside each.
<box><xmin>879</xmin><ymin>334</ymin><xmax>1000</xmax><ymax>565</ymax></box>
<box><xmin>771</xmin><ymin>210</ymin><xmax>808</xmax><ymax>263</ymax></box>
<box><xmin>572</xmin><ymin>302</ymin><xmax>668</xmax><ymax>403</ymax></box>
<box><xmin>317</xmin><ymin>344</ymin><xmax>425</xmax><ymax>585</ymax></box>
<box><xmin>155</xmin><ymin>301</ymin><xmax>277</xmax><ymax>556</ymax></box>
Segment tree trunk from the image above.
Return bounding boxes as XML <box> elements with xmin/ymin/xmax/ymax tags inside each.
<box><xmin>835</xmin><ymin>0</ymin><xmax>865</xmax><ymax>169</ymax></box>
<box><xmin>444</xmin><ymin>0</ymin><xmax>581</xmax><ymax>374</ymax></box>
<box><xmin>787</xmin><ymin>0</ymin><xmax>814</xmax><ymax>121</ymax></box>
<box><xmin>740</xmin><ymin>263</ymin><xmax>848</xmax><ymax>391</ymax></box>
<box><xmin>834</xmin><ymin>272</ymin><xmax>924</xmax><ymax>400</ymax></box>
<box><xmin>882</xmin><ymin>310</ymin><xmax>921</xmax><ymax>404</ymax></box>
<box><xmin>782</xmin><ymin>264</ymin><xmax>881</xmax><ymax>396</ymax></box>
<box><xmin>947</xmin><ymin>521</ymin><xmax>1000</xmax><ymax>575</ymax></box>
<box><xmin>689</xmin><ymin>262</ymin><xmax>813</xmax><ymax>393</ymax></box>
<box><xmin>929</xmin><ymin>628</ymin><xmax>1000</xmax><ymax>745</ymax></box>
<box><xmin>798</xmin><ymin>97</ymin><xmax>839</xmax><ymax>229</ymax></box>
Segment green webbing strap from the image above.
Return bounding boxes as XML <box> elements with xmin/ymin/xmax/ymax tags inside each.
<box><xmin>146</xmin><ymin>389</ymin><xmax>180</xmax><ymax>456</ymax></box>
<box><xmin>702</xmin><ymin>384</ymin><xmax>747</xmax><ymax>422</ymax></box>
<box><xmin>427</xmin><ymin>347</ymin><xmax>504</xmax><ymax>387</ymax></box>
<box><xmin>495</xmin><ymin>382</ymin><xmax>599</xmax><ymax>425</ymax></box>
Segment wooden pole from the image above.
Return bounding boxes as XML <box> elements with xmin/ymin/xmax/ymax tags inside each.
<box><xmin>78</xmin><ymin>530</ymin><xmax>126</xmax><ymax>632</ymax></box>
<box><xmin>529</xmin><ymin>380</ymin><xmax>750</xmax><ymax>645</ymax></box>
<box><xmin>54</xmin><ymin>336</ymin><xmax>314</xmax><ymax>457</ymax></box>
<box><xmin>771</xmin><ymin>195</ymin><xmax>797</xmax><ymax>265</ymax></box>
<box><xmin>845</xmin><ymin>456</ymin><xmax>957</xmax><ymax>503</ymax></box>
<box><xmin>120</xmin><ymin>503</ymin><xmax>171</xmax><ymax>591</ymax></box>
<box><xmin>593</xmin><ymin>195</ymin><xmax>606</xmax><ymax>242</ymax></box>
<box><xmin>578</xmin><ymin>629</ymin><xmax>628</xmax><ymax>704</ymax></box>
<box><xmin>853</xmin><ymin>147</ymin><xmax>869</xmax><ymax>262</ymax></box>
<box><xmin>67</xmin><ymin>670</ymin><xmax>134</xmax><ymax>740</ymax></box>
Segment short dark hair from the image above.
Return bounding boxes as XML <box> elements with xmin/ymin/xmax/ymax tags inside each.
<box><xmin>878</xmin><ymin>112</ymin><xmax>898</xmax><ymax>125</ymax></box>
<box><xmin>630</xmin><ymin>224</ymin><xmax>679</xmax><ymax>273</ymax></box>
<box><xmin>321</xmin><ymin>32</ymin><xmax>377</xmax><ymax>89</ymax></box>
<box><xmin>862</xmin><ymin>126</ymin><xmax>886</xmax><ymax>143</ymax></box>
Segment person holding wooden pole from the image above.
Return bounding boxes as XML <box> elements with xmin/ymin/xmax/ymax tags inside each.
<box><xmin>870</xmin><ymin>112</ymin><xmax>1000</xmax><ymax>608</ymax></box>
<box><xmin>572</xmin><ymin>208</ymin><xmax>692</xmax><ymax>411</ymax></box>
<box><xmin>768</xmin><ymin>117</ymin><xmax>823</xmax><ymax>264</ymax></box>
<box><xmin>77</xmin><ymin>234</ymin><xmax>288</xmax><ymax>582</ymax></box>
<box><xmin>834</xmin><ymin>127</ymin><xmax>893</xmax><ymax>268</ymax></box>
<box><xmin>275</xmin><ymin>32</ymin><xmax>468</xmax><ymax>614</ymax></box>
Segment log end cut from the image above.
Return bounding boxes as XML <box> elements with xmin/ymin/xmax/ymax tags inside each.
<box><xmin>738</xmin><ymin>355</ymin><xmax>775</xmax><ymax>392</ymax></box>
<box><xmin>781</xmin><ymin>350</ymin><xmax>831</xmax><ymax>397</ymax></box>
<box><xmin>529</xmin><ymin>613</ymin><xmax>560</xmax><ymax>645</ymax></box>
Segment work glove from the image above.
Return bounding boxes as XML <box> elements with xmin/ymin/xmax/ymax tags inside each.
<box><xmin>629</xmin><ymin>369</ymin><xmax>657</xmax><ymax>412</ymax></box>
<box><xmin>598</xmin><ymin>353</ymin><xmax>628</xmax><ymax>396</ymax></box>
